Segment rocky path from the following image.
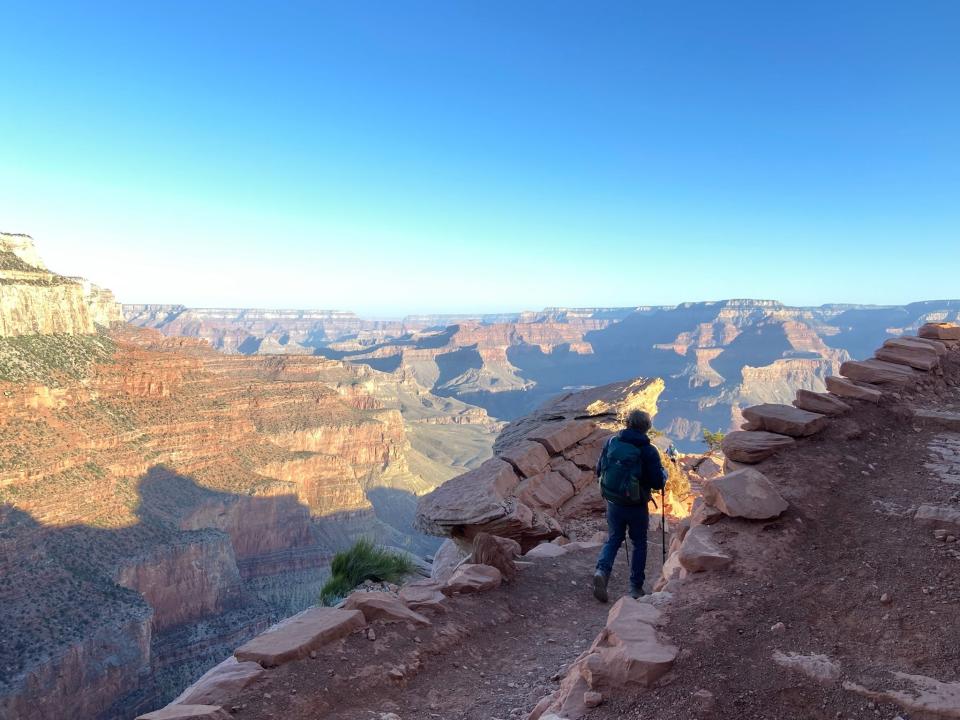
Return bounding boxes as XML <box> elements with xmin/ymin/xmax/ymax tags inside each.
<box><xmin>591</xmin><ymin>394</ymin><xmax>960</xmax><ymax>719</ymax></box>
<box><xmin>229</xmin><ymin>541</ymin><xmax>664</xmax><ymax>720</ymax></box>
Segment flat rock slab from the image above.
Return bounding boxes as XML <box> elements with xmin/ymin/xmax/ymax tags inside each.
<box><xmin>772</xmin><ymin>651</ymin><xmax>841</xmax><ymax>684</ymax></box>
<box><xmin>915</xmin><ymin>504</ymin><xmax>960</xmax><ymax>531</ymax></box>
<box><xmin>793</xmin><ymin>389</ymin><xmax>851</xmax><ymax>417</ymax></box>
<box><xmin>875</xmin><ymin>345</ymin><xmax>941</xmax><ymax>371</ymax></box>
<box><xmin>845</xmin><ymin>672</ymin><xmax>960</xmax><ymax>718</ymax></box>
<box><xmin>528</xmin><ymin>420</ymin><xmax>596</xmax><ymax>454</ymax></box>
<box><xmin>173</xmin><ymin>656</ymin><xmax>264</xmax><ymax>706</ymax></box>
<box><xmin>415</xmin><ymin>457</ymin><xmax>519</xmax><ymax>534</ymax></box>
<box><xmin>234</xmin><ymin>607</ymin><xmax>366</xmax><ymax>667</ymax></box>
<box><xmin>742</xmin><ymin>403</ymin><xmax>829</xmax><ymax>437</ymax></box>
<box><xmin>841</xmin><ymin>359</ymin><xmax>921</xmax><ymax>387</ymax></box>
<box><xmin>703</xmin><ymin>468</ymin><xmax>788</xmax><ymax>520</ymax></box>
<box><xmin>344</xmin><ymin>591</ymin><xmax>431</xmax><ymax>625</ymax></box>
<box><xmin>498</xmin><ymin>440</ymin><xmax>551</xmax><ymax>479</ymax></box>
<box><xmin>721</xmin><ymin>431</ymin><xmax>795</xmax><ymax>463</ymax></box>
<box><xmin>825</xmin><ymin>376</ymin><xmax>883</xmax><ymax>403</ymax></box>
<box><xmin>913</xmin><ymin>409</ymin><xmax>960</xmax><ymax>432</ymax></box>
<box><xmin>443</xmin><ymin>563</ymin><xmax>502</xmax><ymax>595</ymax></box>
<box><xmin>677</xmin><ymin>525</ymin><xmax>732</xmax><ymax>572</ymax></box>
<box><xmin>398</xmin><ymin>578</ymin><xmax>448</xmax><ymax>613</ymax></box>
<box><xmin>137</xmin><ymin>706</ymin><xmax>231</xmax><ymax>720</ymax></box>
<box><xmin>885</xmin><ymin>335</ymin><xmax>948</xmax><ymax>356</ymax></box>
<box><xmin>919</xmin><ymin>322</ymin><xmax>960</xmax><ymax>341</ymax></box>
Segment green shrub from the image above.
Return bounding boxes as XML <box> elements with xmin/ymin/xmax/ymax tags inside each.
<box><xmin>319</xmin><ymin>538</ymin><xmax>415</xmax><ymax>606</ymax></box>
<box><xmin>701</xmin><ymin>428</ymin><xmax>725</xmax><ymax>454</ymax></box>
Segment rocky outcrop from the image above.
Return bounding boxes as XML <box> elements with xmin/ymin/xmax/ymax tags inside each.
<box><xmin>0</xmin><ymin>233</ymin><xmax>121</xmax><ymax>336</ymax></box>
<box><xmin>415</xmin><ymin>377</ymin><xmax>665</xmax><ymax>549</ymax></box>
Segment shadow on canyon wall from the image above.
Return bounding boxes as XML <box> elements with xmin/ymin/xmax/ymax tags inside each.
<box><xmin>0</xmin><ymin>465</ymin><xmax>433</xmax><ymax>720</ymax></box>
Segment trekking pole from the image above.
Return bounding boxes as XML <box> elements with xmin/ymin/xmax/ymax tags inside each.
<box><xmin>661</xmin><ymin>490</ymin><xmax>666</xmax><ymax>565</ymax></box>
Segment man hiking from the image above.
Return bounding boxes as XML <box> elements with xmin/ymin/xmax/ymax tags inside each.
<box><xmin>593</xmin><ymin>409</ymin><xmax>667</xmax><ymax>602</ymax></box>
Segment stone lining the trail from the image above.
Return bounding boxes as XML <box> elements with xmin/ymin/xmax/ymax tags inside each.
<box><xmin>721</xmin><ymin>430</ymin><xmax>795</xmax><ymax>463</ymax></box>
<box><xmin>530</xmin><ymin>598</ymin><xmax>678</xmax><ymax>720</ymax></box>
<box><xmin>137</xmin><ymin>705</ymin><xmax>232</xmax><ymax>720</ymax></box>
<box><xmin>826</xmin><ymin>375</ymin><xmax>884</xmax><ymax>403</ymax></box>
<box><xmin>792</xmin><ymin>389</ymin><xmax>851</xmax><ymax>416</ymax></box>
<box><xmin>171</xmin><ymin>657</ymin><xmax>265</xmax><ymax>706</ymax></box>
<box><xmin>741</xmin><ymin>403</ymin><xmax>829</xmax><ymax>437</ymax></box>
<box><xmin>234</xmin><ymin>607</ymin><xmax>366</xmax><ymax>667</ymax></box>
<box><xmin>701</xmin><ymin>468</ymin><xmax>788</xmax><ymax>520</ymax></box>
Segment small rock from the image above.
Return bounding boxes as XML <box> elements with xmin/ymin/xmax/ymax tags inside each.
<box><xmin>388</xmin><ymin>667</ymin><xmax>405</xmax><ymax>681</ymax></box>
<box><xmin>770</xmin><ymin>622</ymin><xmax>786</xmax><ymax>633</ymax></box>
<box><xmin>880</xmin><ymin>593</ymin><xmax>892</xmax><ymax>605</ymax></box>
<box><xmin>583</xmin><ymin>691</ymin><xmax>603</xmax><ymax>708</ymax></box>
<box><xmin>948</xmin><ymin>536</ymin><xmax>958</xmax><ymax>543</ymax></box>
<box><xmin>309</xmin><ymin>650</ymin><xmax>317</xmax><ymax>659</ymax></box>
<box><xmin>934</xmin><ymin>529</ymin><xmax>948</xmax><ymax>541</ymax></box>
<box><xmin>367</xmin><ymin>628</ymin><xmax>377</xmax><ymax>641</ymax></box>
<box><xmin>693</xmin><ymin>688</ymin><xmax>716</xmax><ymax>712</ymax></box>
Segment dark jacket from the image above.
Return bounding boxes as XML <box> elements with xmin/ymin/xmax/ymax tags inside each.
<box><xmin>596</xmin><ymin>429</ymin><xmax>667</xmax><ymax>507</ymax></box>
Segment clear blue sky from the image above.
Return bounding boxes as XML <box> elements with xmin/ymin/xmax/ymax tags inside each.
<box><xmin>1</xmin><ymin>1</ymin><xmax>957</xmax><ymax>315</ymax></box>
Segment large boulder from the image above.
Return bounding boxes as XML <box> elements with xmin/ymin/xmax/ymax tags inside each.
<box><xmin>498</xmin><ymin>440</ymin><xmax>551</xmax><ymax>479</ymax></box>
<box><xmin>721</xmin><ymin>430</ymin><xmax>795</xmax><ymax>463</ymax></box>
<box><xmin>793</xmin><ymin>389</ymin><xmax>851</xmax><ymax>417</ymax></box>
<box><xmin>677</xmin><ymin>525</ymin><xmax>732</xmax><ymax>572</ymax></box>
<box><xmin>172</xmin><ymin>657</ymin><xmax>264</xmax><ymax>706</ymax></box>
<box><xmin>825</xmin><ymin>376</ymin><xmax>883</xmax><ymax>404</ymax></box>
<box><xmin>875</xmin><ymin>345</ymin><xmax>940</xmax><ymax>371</ymax></box>
<box><xmin>443</xmin><ymin>563</ymin><xmax>502</xmax><ymax>595</ymax></box>
<box><xmin>919</xmin><ymin>322</ymin><xmax>960</xmax><ymax>341</ymax></box>
<box><xmin>741</xmin><ymin>403</ymin><xmax>829</xmax><ymax>437</ymax></box>
<box><xmin>703</xmin><ymin>468</ymin><xmax>788</xmax><ymax>520</ymax></box>
<box><xmin>415</xmin><ymin>458</ymin><xmax>519</xmax><ymax>535</ymax></box>
<box><xmin>840</xmin><ymin>359</ymin><xmax>921</xmax><ymax>387</ymax></box>
<box><xmin>344</xmin><ymin>592</ymin><xmax>431</xmax><ymax>625</ymax></box>
<box><xmin>234</xmin><ymin>607</ymin><xmax>366</xmax><ymax>667</ymax></box>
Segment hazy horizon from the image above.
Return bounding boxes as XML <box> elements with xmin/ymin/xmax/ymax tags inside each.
<box><xmin>3</xmin><ymin>2</ymin><xmax>958</xmax><ymax>314</ymax></box>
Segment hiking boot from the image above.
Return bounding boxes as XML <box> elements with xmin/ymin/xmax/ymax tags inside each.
<box><xmin>629</xmin><ymin>585</ymin><xmax>645</xmax><ymax>599</ymax></box>
<box><xmin>592</xmin><ymin>571</ymin><xmax>609</xmax><ymax>603</ymax></box>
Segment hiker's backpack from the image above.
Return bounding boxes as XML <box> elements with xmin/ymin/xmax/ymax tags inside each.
<box><xmin>599</xmin><ymin>436</ymin><xmax>648</xmax><ymax>503</ymax></box>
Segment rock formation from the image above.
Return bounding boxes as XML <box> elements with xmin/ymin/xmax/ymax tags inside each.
<box><xmin>1</xmin><ymin>232</ymin><xmax>121</xmax><ymax>336</ymax></box>
<box><xmin>415</xmin><ymin>377</ymin><xmax>667</xmax><ymax>550</ymax></box>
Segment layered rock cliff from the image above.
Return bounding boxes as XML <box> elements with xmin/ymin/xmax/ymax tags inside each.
<box><xmin>0</xmin><ymin>232</ymin><xmax>121</xmax><ymax>336</ymax></box>
<box><xmin>0</xmin><ymin>238</ymin><xmax>501</xmax><ymax>719</ymax></box>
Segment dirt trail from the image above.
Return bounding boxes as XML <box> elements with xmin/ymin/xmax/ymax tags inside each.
<box><xmin>232</xmin><ymin>389</ymin><xmax>960</xmax><ymax>720</ymax></box>
<box><xmin>232</xmin><ymin>542</ymin><xmax>663</xmax><ymax>720</ymax></box>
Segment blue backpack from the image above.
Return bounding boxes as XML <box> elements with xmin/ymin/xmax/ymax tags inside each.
<box><xmin>599</xmin><ymin>436</ymin><xmax>648</xmax><ymax>503</ymax></box>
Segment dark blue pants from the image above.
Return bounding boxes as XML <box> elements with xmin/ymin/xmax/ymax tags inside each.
<box><xmin>596</xmin><ymin>500</ymin><xmax>649</xmax><ymax>589</ymax></box>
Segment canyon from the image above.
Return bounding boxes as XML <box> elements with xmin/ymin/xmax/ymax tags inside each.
<box><xmin>128</xmin><ymin>300</ymin><xmax>960</xmax><ymax>449</ymax></box>
<box><xmin>0</xmin><ymin>235</ymin><xmax>499</xmax><ymax>719</ymax></box>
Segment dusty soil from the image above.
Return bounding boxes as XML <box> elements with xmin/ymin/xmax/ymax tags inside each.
<box><xmin>231</xmin><ymin>381</ymin><xmax>960</xmax><ymax>720</ymax></box>
<box><xmin>231</xmin><ymin>541</ymin><xmax>663</xmax><ymax>720</ymax></box>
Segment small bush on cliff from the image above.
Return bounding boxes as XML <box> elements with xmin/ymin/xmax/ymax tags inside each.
<box><xmin>702</xmin><ymin>428</ymin><xmax>725</xmax><ymax>454</ymax></box>
<box><xmin>320</xmin><ymin>538</ymin><xmax>414</xmax><ymax>606</ymax></box>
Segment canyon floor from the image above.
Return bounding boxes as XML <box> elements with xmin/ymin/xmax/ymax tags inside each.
<box><xmin>218</xmin><ymin>389</ymin><xmax>960</xmax><ymax>720</ymax></box>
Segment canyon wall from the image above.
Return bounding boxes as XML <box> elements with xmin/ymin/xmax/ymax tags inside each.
<box><xmin>1</xmin><ymin>232</ymin><xmax>121</xmax><ymax>336</ymax></box>
<box><xmin>129</xmin><ymin>298</ymin><xmax>960</xmax><ymax>449</ymax></box>
<box><xmin>1</xmin><ymin>237</ymin><xmax>501</xmax><ymax>719</ymax></box>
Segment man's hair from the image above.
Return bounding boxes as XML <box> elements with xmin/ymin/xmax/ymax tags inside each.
<box><xmin>625</xmin><ymin>409</ymin><xmax>652</xmax><ymax>433</ymax></box>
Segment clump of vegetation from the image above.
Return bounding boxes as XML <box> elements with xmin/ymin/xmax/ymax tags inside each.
<box><xmin>0</xmin><ymin>332</ymin><xmax>115</xmax><ymax>385</ymax></box>
<box><xmin>702</xmin><ymin>428</ymin><xmax>725</xmax><ymax>454</ymax></box>
<box><xmin>319</xmin><ymin>538</ymin><xmax>414</xmax><ymax>606</ymax></box>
